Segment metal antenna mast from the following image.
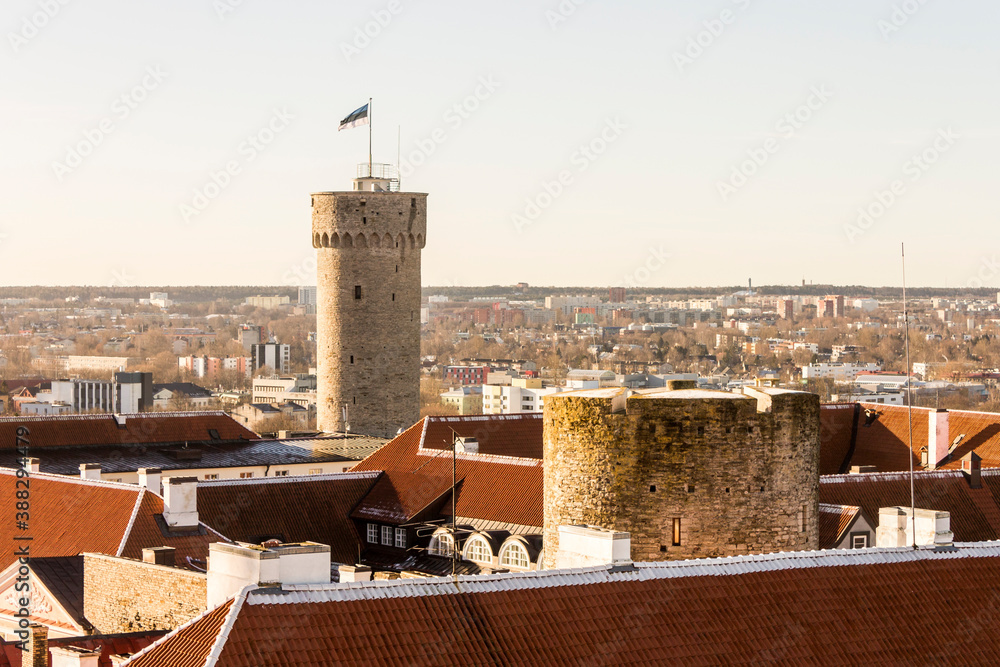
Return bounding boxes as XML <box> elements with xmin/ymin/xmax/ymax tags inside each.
<box><xmin>902</xmin><ymin>243</ymin><xmax>916</xmax><ymax>548</ymax></box>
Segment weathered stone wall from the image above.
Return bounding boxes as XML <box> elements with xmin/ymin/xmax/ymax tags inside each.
<box><xmin>543</xmin><ymin>387</ymin><xmax>820</xmax><ymax>567</ymax></box>
<box><xmin>312</xmin><ymin>191</ymin><xmax>427</xmax><ymax>438</ymax></box>
<box><xmin>82</xmin><ymin>554</ymin><xmax>206</xmax><ymax>634</ymax></box>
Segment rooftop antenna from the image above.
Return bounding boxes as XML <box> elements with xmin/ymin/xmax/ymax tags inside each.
<box><xmin>902</xmin><ymin>242</ymin><xmax>916</xmax><ymax>548</ymax></box>
<box><xmin>368</xmin><ymin>97</ymin><xmax>373</xmax><ymax>178</ymax></box>
<box><xmin>397</xmin><ymin>125</ymin><xmax>402</xmax><ymax>191</ymax></box>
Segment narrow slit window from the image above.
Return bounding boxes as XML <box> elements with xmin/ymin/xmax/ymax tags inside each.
<box><xmin>354</xmin><ymin>285</ymin><xmax>362</xmax><ymax>300</ymax></box>
<box><xmin>672</xmin><ymin>518</ymin><xmax>681</xmax><ymax>546</ymax></box>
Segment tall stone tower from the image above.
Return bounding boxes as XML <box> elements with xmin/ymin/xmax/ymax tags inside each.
<box><xmin>542</xmin><ymin>382</ymin><xmax>820</xmax><ymax>568</ymax></box>
<box><xmin>311</xmin><ymin>167</ymin><xmax>427</xmax><ymax>438</ymax></box>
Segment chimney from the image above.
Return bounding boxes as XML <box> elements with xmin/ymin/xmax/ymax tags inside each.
<box><xmin>927</xmin><ymin>409</ymin><xmax>949</xmax><ymax>470</ymax></box>
<box><xmin>27</xmin><ymin>624</ymin><xmax>47</xmax><ymax>667</ymax></box>
<box><xmin>876</xmin><ymin>507</ymin><xmax>954</xmax><ymax>548</ymax></box>
<box><xmin>142</xmin><ymin>546</ymin><xmax>176</xmax><ymax>567</ymax></box>
<box><xmin>456</xmin><ymin>437</ymin><xmax>479</xmax><ymax>455</ymax></box>
<box><xmin>79</xmin><ymin>464</ymin><xmax>101</xmax><ymax>481</ymax></box>
<box><xmin>25</xmin><ymin>458</ymin><xmax>40</xmax><ymax>474</ymax></box>
<box><xmin>207</xmin><ymin>542</ymin><xmax>331</xmax><ymax>608</ymax></box>
<box><xmin>962</xmin><ymin>452</ymin><xmax>982</xmax><ymax>489</ymax></box>
<box><xmin>49</xmin><ymin>646</ymin><xmax>102</xmax><ymax>667</ymax></box>
<box><xmin>850</xmin><ymin>465</ymin><xmax>877</xmax><ymax>474</ymax></box>
<box><xmin>667</xmin><ymin>379</ymin><xmax>697</xmax><ymax>391</ymax></box>
<box><xmin>138</xmin><ymin>468</ymin><xmax>162</xmax><ymax>495</ymax></box>
<box><xmin>162</xmin><ymin>477</ymin><xmax>199</xmax><ymax>530</ymax></box>
<box><xmin>338</xmin><ymin>564</ymin><xmax>373</xmax><ymax>583</ymax></box>
<box><xmin>109</xmin><ymin>657</ymin><xmax>130</xmax><ymax>667</ymax></box>
<box><xmin>556</xmin><ymin>525</ymin><xmax>631</xmax><ymax>570</ymax></box>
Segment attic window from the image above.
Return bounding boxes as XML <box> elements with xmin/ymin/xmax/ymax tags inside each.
<box><xmin>208</xmin><ymin>429</ymin><xmax>221</xmax><ymax>441</ymax></box>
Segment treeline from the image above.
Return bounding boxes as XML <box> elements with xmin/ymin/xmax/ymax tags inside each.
<box><xmin>0</xmin><ymin>286</ymin><xmax>298</xmax><ymax>302</ymax></box>
<box><xmin>421</xmin><ymin>285</ymin><xmax>998</xmax><ymax>300</ymax></box>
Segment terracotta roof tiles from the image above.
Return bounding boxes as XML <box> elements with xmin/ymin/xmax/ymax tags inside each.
<box><xmin>196</xmin><ymin>472</ymin><xmax>381</xmax><ymax>565</ymax></box>
<box><xmin>125</xmin><ymin>545</ymin><xmax>1000</xmax><ymax>665</ymax></box>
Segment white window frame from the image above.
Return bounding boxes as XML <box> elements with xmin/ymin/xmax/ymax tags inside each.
<box><xmin>367</xmin><ymin>523</ymin><xmax>379</xmax><ymax>544</ymax></box>
<box><xmin>381</xmin><ymin>525</ymin><xmax>393</xmax><ymax>546</ymax></box>
<box><xmin>395</xmin><ymin>527</ymin><xmax>406</xmax><ymax>549</ymax></box>
<box><xmin>464</xmin><ymin>537</ymin><xmax>492</xmax><ymax>564</ymax></box>
<box><xmin>852</xmin><ymin>534</ymin><xmax>869</xmax><ymax>549</ymax></box>
<box><xmin>500</xmin><ymin>543</ymin><xmax>530</xmax><ymax>569</ymax></box>
<box><xmin>429</xmin><ymin>533</ymin><xmax>454</xmax><ymax>557</ymax></box>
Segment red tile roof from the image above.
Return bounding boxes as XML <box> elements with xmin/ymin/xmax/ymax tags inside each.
<box><xmin>0</xmin><ymin>469</ymin><xmax>225</xmax><ymax>571</ymax></box>
<box><xmin>940</xmin><ymin>410</ymin><xmax>1000</xmax><ymax>469</ymax></box>
<box><xmin>820</xmin><ymin>469</ymin><xmax>1000</xmax><ymax>543</ymax></box>
<box><xmin>351</xmin><ymin>416</ymin><xmax>543</xmax><ymax>528</ymax></box>
<box><xmin>125</xmin><ymin>600</ymin><xmax>234</xmax><ymax>667</ymax></box>
<box><xmin>124</xmin><ymin>545</ymin><xmax>1000</xmax><ymax>665</ymax></box>
<box><xmin>0</xmin><ymin>412</ymin><xmax>256</xmax><ymax>450</ymax></box>
<box><xmin>0</xmin><ymin>631</ymin><xmax>167</xmax><ymax>667</ymax></box>
<box><xmin>818</xmin><ymin>504</ymin><xmax>861</xmax><ymax>549</ymax></box>
<box><xmin>196</xmin><ymin>472</ymin><xmax>381</xmax><ymax>565</ymax></box>
<box><xmin>819</xmin><ymin>403</ymin><xmax>857</xmax><ymax>475</ymax></box>
<box><xmin>820</xmin><ymin>403</ymin><xmax>927</xmax><ymax>474</ymax></box>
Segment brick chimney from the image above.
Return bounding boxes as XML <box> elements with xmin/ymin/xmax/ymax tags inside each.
<box><xmin>49</xmin><ymin>645</ymin><xmax>102</xmax><ymax>667</ymax></box>
<box><xmin>138</xmin><ymin>468</ymin><xmax>162</xmax><ymax>495</ymax></box>
<box><xmin>162</xmin><ymin>477</ymin><xmax>198</xmax><ymax>530</ymax></box>
<box><xmin>79</xmin><ymin>464</ymin><xmax>101</xmax><ymax>481</ymax></box>
<box><xmin>27</xmin><ymin>624</ymin><xmax>47</xmax><ymax>667</ymax></box>
<box><xmin>142</xmin><ymin>546</ymin><xmax>176</xmax><ymax>567</ymax></box>
<box><xmin>962</xmin><ymin>452</ymin><xmax>982</xmax><ymax>489</ymax></box>
<box><xmin>338</xmin><ymin>565</ymin><xmax>373</xmax><ymax>583</ymax></box>
<box><xmin>876</xmin><ymin>507</ymin><xmax>954</xmax><ymax>548</ymax></box>
<box><xmin>927</xmin><ymin>409</ymin><xmax>949</xmax><ymax>470</ymax></box>
<box><xmin>25</xmin><ymin>458</ymin><xmax>40</xmax><ymax>474</ymax></box>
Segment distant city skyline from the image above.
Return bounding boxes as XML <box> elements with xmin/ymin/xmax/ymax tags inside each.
<box><xmin>2</xmin><ymin>1</ymin><xmax>997</xmax><ymax>288</ymax></box>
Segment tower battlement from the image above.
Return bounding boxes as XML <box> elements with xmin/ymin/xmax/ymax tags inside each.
<box><xmin>311</xmin><ymin>192</ymin><xmax>427</xmax><ymax>250</ymax></box>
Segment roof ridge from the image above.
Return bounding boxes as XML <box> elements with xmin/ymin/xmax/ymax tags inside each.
<box><xmin>197</xmin><ymin>471</ymin><xmax>381</xmax><ymax>487</ymax></box>
<box><xmin>0</xmin><ymin>410</ymin><xmax>231</xmax><ymax>423</ymax></box>
<box><xmin>819</xmin><ymin>503</ymin><xmax>861</xmax><ymax>511</ymax></box>
<box><xmin>117</xmin><ymin>489</ymin><xmax>146</xmax><ymax>557</ymax></box>
<box><xmin>202</xmin><ymin>587</ymin><xmax>249</xmax><ymax>667</ymax></box>
<box><xmin>821</xmin><ymin>469</ymin><xmax>965</xmax><ymax>483</ymax></box>
<box><xmin>261</xmin><ymin>543</ymin><xmax>1000</xmax><ymax>605</ymax></box>
<box><xmin>0</xmin><ymin>467</ymin><xmax>144</xmax><ymax>491</ymax></box>
<box><xmin>416</xmin><ymin>447</ymin><xmax>541</xmax><ymax>467</ymax></box>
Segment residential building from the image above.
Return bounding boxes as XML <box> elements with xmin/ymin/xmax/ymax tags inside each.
<box><xmin>252</xmin><ymin>374</ymin><xmax>317</xmax><ymax>408</ymax></box>
<box><xmin>482</xmin><ymin>378</ymin><xmax>563</xmax><ymax>414</ymax></box>
<box><xmin>298</xmin><ymin>286</ymin><xmax>317</xmax><ymax>306</ymax></box>
<box><xmin>444</xmin><ymin>365</ymin><xmax>490</xmax><ymax>386</ymax></box>
<box><xmin>441</xmin><ymin>386</ymin><xmax>483</xmax><ymax>414</ymax></box>
<box><xmin>238</xmin><ymin>325</ymin><xmax>265</xmax><ymax>351</ymax></box>
<box><xmin>232</xmin><ymin>401</ymin><xmax>311</xmax><ymax>431</ymax></box>
<box><xmin>152</xmin><ymin>382</ymin><xmax>214</xmax><ymax>409</ymax></box>
<box><xmin>801</xmin><ymin>362</ymin><xmax>881</xmax><ymax>382</ymax></box>
<box><xmin>251</xmin><ymin>343</ymin><xmax>291</xmax><ymax>375</ymax></box>
<box><xmin>244</xmin><ymin>295</ymin><xmax>291</xmax><ymax>309</ymax></box>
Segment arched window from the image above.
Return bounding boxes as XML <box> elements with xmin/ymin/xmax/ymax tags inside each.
<box><xmin>429</xmin><ymin>532</ymin><xmax>454</xmax><ymax>557</ymax></box>
<box><xmin>464</xmin><ymin>536</ymin><xmax>492</xmax><ymax>564</ymax></box>
<box><xmin>500</xmin><ymin>542</ymin><xmax>530</xmax><ymax>569</ymax></box>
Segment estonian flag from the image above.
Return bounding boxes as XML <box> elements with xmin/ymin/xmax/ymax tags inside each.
<box><xmin>339</xmin><ymin>104</ymin><xmax>369</xmax><ymax>131</ymax></box>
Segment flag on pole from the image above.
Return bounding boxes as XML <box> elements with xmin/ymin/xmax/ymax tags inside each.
<box><xmin>339</xmin><ymin>103</ymin><xmax>370</xmax><ymax>131</ymax></box>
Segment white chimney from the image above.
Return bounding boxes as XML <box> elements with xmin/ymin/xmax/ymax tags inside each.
<box><xmin>138</xmin><ymin>467</ymin><xmax>162</xmax><ymax>495</ymax></box>
<box><xmin>79</xmin><ymin>464</ymin><xmax>101</xmax><ymax>481</ymax></box>
<box><xmin>50</xmin><ymin>646</ymin><xmax>102</xmax><ymax>667</ymax></box>
<box><xmin>25</xmin><ymin>458</ymin><xmax>40</xmax><ymax>474</ymax></box>
<box><xmin>163</xmin><ymin>477</ymin><xmax>199</xmax><ymax>530</ymax></box>
<box><xmin>338</xmin><ymin>564</ymin><xmax>373</xmax><ymax>583</ymax></box>
<box><xmin>876</xmin><ymin>507</ymin><xmax>953</xmax><ymax>548</ymax></box>
<box><xmin>556</xmin><ymin>525</ymin><xmax>631</xmax><ymax>570</ymax></box>
<box><xmin>927</xmin><ymin>409</ymin><xmax>949</xmax><ymax>470</ymax></box>
<box><xmin>456</xmin><ymin>437</ymin><xmax>479</xmax><ymax>455</ymax></box>
<box><xmin>207</xmin><ymin>542</ymin><xmax>331</xmax><ymax>608</ymax></box>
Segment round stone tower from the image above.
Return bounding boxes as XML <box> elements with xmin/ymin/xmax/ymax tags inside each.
<box><xmin>311</xmin><ymin>168</ymin><xmax>427</xmax><ymax>438</ymax></box>
<box><xmin>542</xmin><ymin>385</ymin><xmax>820</xmax><ymax>568</ymax></box>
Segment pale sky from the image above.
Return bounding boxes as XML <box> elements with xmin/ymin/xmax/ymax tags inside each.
<box><xmin>1</xmin><ymin>1</ymin><xmax>997</xmax><ymax>289</ymax></box>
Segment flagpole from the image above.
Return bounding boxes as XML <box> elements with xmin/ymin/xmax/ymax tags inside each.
<box><xmin>368</xmin><ymin>97</ymin><xmax>373</xmax><ymax>178</ymax></box>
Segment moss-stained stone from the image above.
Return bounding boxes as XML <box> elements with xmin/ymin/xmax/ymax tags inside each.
<box><xmin>543</xmin><ymin>386</ymin><xmax>820</xmax><ymax>567</ymax></box>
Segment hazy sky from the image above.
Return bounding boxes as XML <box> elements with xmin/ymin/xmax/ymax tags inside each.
<box><xmin>1</xmin><ymin>1</ymin><xmax>997</xmax><ymax>289</ymax></box>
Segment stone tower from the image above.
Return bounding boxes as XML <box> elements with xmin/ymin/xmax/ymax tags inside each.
<box><xmin>542</xmin><ymin>383</ymin><xmax>820</xmax><ymax>568</ymax></box>
<box><xmin>311</xmin><ymin>168</ymin><xmax>427</xmax><ymax>438</ymax></box>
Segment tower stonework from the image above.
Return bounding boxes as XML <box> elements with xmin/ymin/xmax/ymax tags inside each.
<box><xmin>311</xmin><ymin>183</ymin><xmax>427</xmax><ymax>438</ymax></box>
<box><xmin>542</xmin><ymin>384</ymin><xmax>820</xmax><ymax>568</ymax></box>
